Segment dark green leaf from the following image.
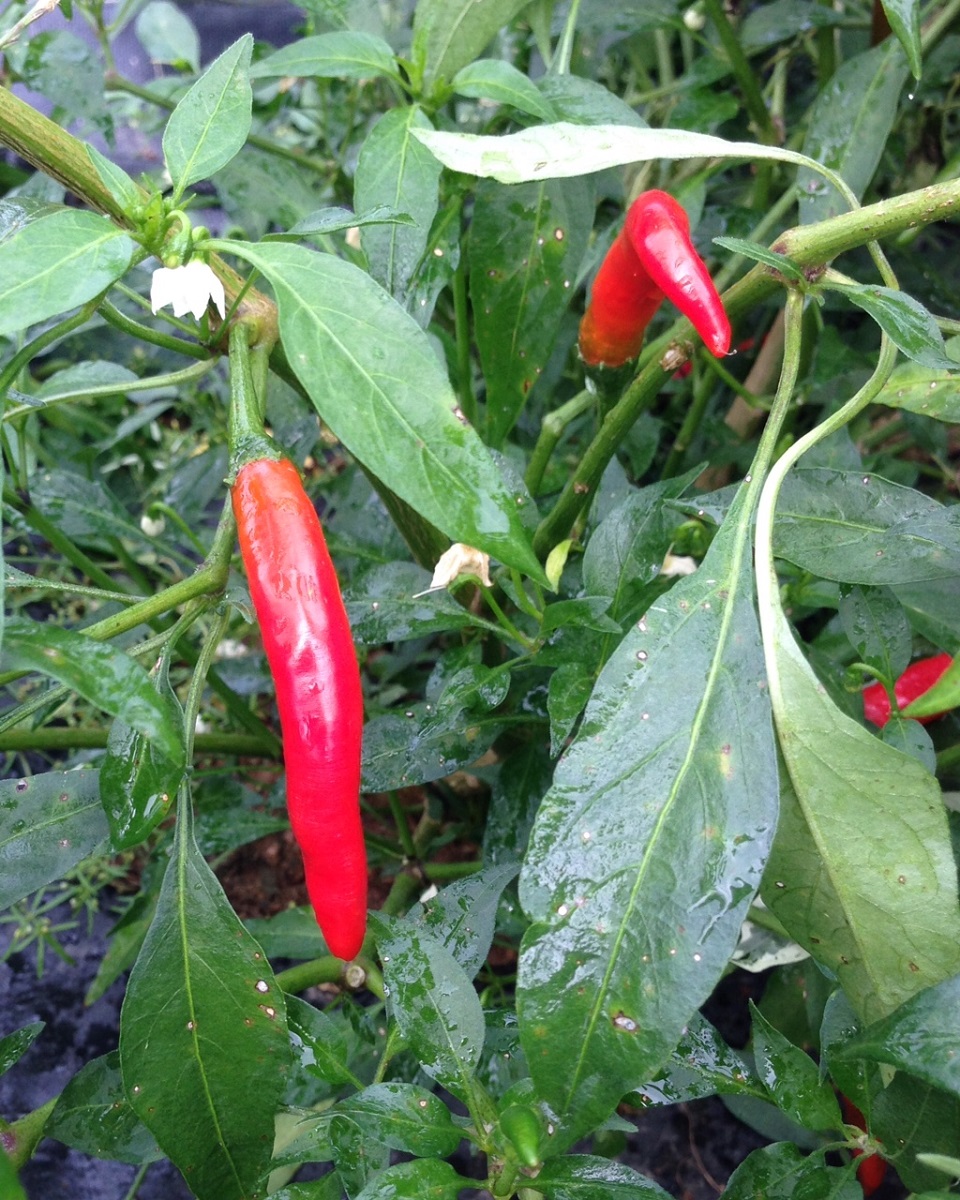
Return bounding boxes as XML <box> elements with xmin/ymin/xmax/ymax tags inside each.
<box><xmin>286</xmin><ymin>995</ymin><xmax>362</xmax><ymax>1089</ymax></box>
<box><xmin>411</xmin><ymin>0</ymin><xmax>533</xmax><ymax>94</ymax></box>
<box><xmin>634</xmin><ymin>1014</ymin><xmax>764</xmax><ymax>1107</ymax></box>
<box><xmin>353</xmin><ymin>1159</ymin><xmax>470</xmax><ymax>1200</ymax></box>
<box><xmin>547</xmin><ymin>662</ymin><xmax>595</xmax><ymax>756</ymax></box>
<box><xmin>873</xmin><ymin>1074</ymin><xmax>960</xmax><ymax>1193</ymax></box>
<box><xmin>835</xmin><ymin>973</ymin><xmax>960</xmax><ymax>1098</ymax></box>
<box><xmin>354</xmin><ymin>107</ymin><xmax>442</xmax><ymax>308</ymax></box>
<box><xmin>482</xmin><ymin>742</ymin><xmax>552</xmax><ymax>865</ymax></box>
<box><xmin>452</xmin><ymin>60</ymin><xmax>556</xmax><ymax>120</ymax></box>
<box><xmin>344</xmin><ymin>562</ymin><xmax>477</xmax><ymax>644</ymax></box>
<box><xmin>798</xmin><ymin>41</ymin><xmax>909</xmax><ymax>222</ymax></box>
<box><xmin>827</xmin><ymin>282</ymin><xmax>956</xmax><ymax>370</ymax></box>
<box><xmin>0</xmin><ymin>209</ymin><xmax>134</xmax><ymax>337</ymax></box>
<box><xmin>163</xmin><ymin>35</ymin><xmax>253</xmax><ymax>196</ymax></box>
<box><xmin>761</xmin><ymin>622</ymin><xmax>960</xmax><ymax>1025</ymax></box>
<box><xmin>873</xmin><ymin>360</ymin><xmax>960</xmax><ymax>422</ymax></box>
<box><xmin>2</xmin><ymin>617</ymin><xmax>184</xmax><ymax>766</ymax></box>
<box><xmin>713</xmin><ymin>237</ymin><xmax>805</xmax><ymax>280</ymax></box>
<box><xmin>518</xmin><ymin>485</ymin><xmax>778</xmax><ymax>1146</ymax></box>
<box><xmin>371</xmin><ymin>913</ymin><xmax>485</xmax><ymax>1099</ymax></box>
<box><xmin>750</xmin><ymin>1003</ymin><xmax>841</xmax><ymax>1130</ymax></box>
<box><xmin>881</xmin><ymin>0</ymin><xmax>922</xmax><ymax>79</ymax></box>
<box><xmin>540</xmin><ymin>598</ymin><xmax>619</xmax><ymax>636</ymax></box>
<box><xmin>244</xmin><ymin>908</ymin><xmax>325</xmax><ymax>962</ymax></box>
<box><xmin>417</xmin><ymin>863</ymin><xmax>519</xmax><ymax>979</ymax></box>
<box><xmin>333</xmin><ymin>1083</ymin><xmax>461</xmax><ymax>1157</ymax></box>
<box><xmin>87</xmin><ymin>146</ymin><xmax>143</xmax><ymax>215</ymax></box>
<box><xmin>46</xmin><ymin>1052</ymin><xmax>161</xmax><ymax>1165</ymax></box>
<box><xmin>329</xmin><ymin>1113</ymin><xmax>389</xmax><ymax>1196</ymax></box>
<box><xmin>470</xmin><ymin>175</ymin><xmax>592</xmax><ymax>445</ymax></box>
<box><xmin>838</xmin><ymin>585</ymin><xmax>911</xmax><ymax>678</ymax></box>
<box><xmin>249</xmin><ymin>32</ymin><xmax>397</xmax><ymax>80</ymax></box>
<box><xmin>0</xmin><ymin>1022</ymin><xmax>44</xmax><ymax>1076</ymax></box>
<box><xmin>31</xmin><ymin>469</ymin><xmax>149</xmax><ymax>552</ymax></box>
<box><xmin>266</xmin><ymin>206</ymin><xmax>416</xmax><ymax>242</ymax></box>
<box><xmin>741</xmin><ymin>1</ymin><xmax>845</xmax><ymax>51</ymax></box>
<box><xmin>213</xmin><ymin>147</ymin><xmax>327</xmax><ymax>241</ymax></box>
<box><xmin>0</xmin><ymin>771</ymin><xmax>107</xmax><ymax>908</ymax></box>
<box><xmin>536</xmin><ymin>75</ymin><xmax>647</xmax><ymax>127</ymax></box>
<box><xmin>775</xmin><ymin>468</ymin><xmax>960</xmax><ymax>584</ymax></box>
<box><xmin>535</xmin><ymin>1154</ymin><xmax>672</xmax><ymax>1198</ymax></box>
<box><xmin>120</xmin><ymin>809</ymin><xmax>292</xmax><ymax>1200</ymax></box>
<box><xmin>219</xmin><ymin>240</ymin><xmax>545</xmax><ymax>581</ymax></box>
<box><xmin>724</xmin><ymin>1142</ymin><xmax>861</xmax><ymax>1200</ymax></box>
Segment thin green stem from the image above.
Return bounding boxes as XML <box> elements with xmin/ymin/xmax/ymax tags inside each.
<box><xmin>660</xmin><ymin>372</ymin><xmax>713</xmax><ymax>480</ymax></box>
<box><xmin>0</xmin><ymin>727</ymin><xmax>277</xmax><ymax>755</ymax></box>
<box><xmin>524</xmin><ymin>388</ymin><xmax>592</xmax><ymax>496</ymax></box>
<box><xmin>0</xmin><ymin>299</ymin><xmax>102</xmax><ymax>401</ymax></box>
<box><xmin>481</xmin><ymin>586</ymin><xmax>536</xmax><ymax>650</ymax></box>
<box><xmin>4</xmin><ymin>491</ymin><xmax>124</xmax><ymax>594</ymax></box>
<box><xmin>97</xmin><ymin>298</ymin><xmax>211</xmax><ymax>360</ymax></box>
<box><xmin>228</xmin><ymin>321</ymin><xmax>277</xmax><ymax>472</ymax></box>
<box><xmin>121</xmin><ymin>1162</ymin><xmax>150</xmax><ymax>1200</ymax></box>
<box><xmin>552</xmin><ymin>0</ymin><xmax>582</xmax><ymax>74</ymax></box>
<box><xmin>702</xmin><ymin>0</ymin><xmax>776</xmax><ymax>143</ymax></box>
<box><xmin>182</xmin><ymin>609</ymin><xmax>229</xmax><ymax>763</ymax></box>
<box><xmin>453</xmin><ymin>253</ymin><xmax>477</xmax><ymax>426</ymax></box>
<box><xmin>653</xmin><ymin>29</ymin><xmax>674</xmax><ymax>88</ymax></box>
<box><xmin>388</xmin><ymin>791</ymin><xmax>418</xmax><ymax>859</ymax></box>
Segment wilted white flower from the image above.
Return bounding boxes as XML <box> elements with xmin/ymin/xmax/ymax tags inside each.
<box><xmin>660</xmin><ymin>552</ymin><xmax>698</xmax><ymax>578</ymax></box>
<box><xmin>150</xmin><ymin>259</ymin><xmax>225</xmax><ymax>321</ymax></box>
<box><xmin>428</xmin><ymin>543</ymin><xmax>492</xmax><ymax>590</ymax></box>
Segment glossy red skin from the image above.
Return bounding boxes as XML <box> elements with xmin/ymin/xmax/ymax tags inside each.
<box><xmin>625</xmin><ymin>190</ymin><xmax>731</xmax><ymax>358</ymax></box>
<box><xmin>840</xmin><ymin>1096</ymin><xmax>887</xmax><ymax>1197</ymax></box>
<box><xmin>578</xmin><ymin>229</ymin><xmax>665</xmax><ymax>367</ymax></box>
<box><xmin>578</xmin><ymin>190</ymin><xmax>731</xmax><ymax>368</ymax></box>
<box><xmin>233</xmin><ymin>458</ymin><xmax>366</xmax><ymax>960</ymax></box>
<box><xmin>862</xmin><ymin>652</ymin><xmax>953</xmax><ymax>728</ymax></box>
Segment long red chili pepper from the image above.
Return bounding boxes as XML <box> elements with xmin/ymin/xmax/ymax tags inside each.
<box><xmin>862</xmin><ymin>652</ymin><xmax>953</xmax><ymax>728</ymax></box>
<box><xmin>579</xmin><ymin>190</ymin><xmax>731</xmax><ymax>368</ymax></box>
<box><xmin>233</xmin><ymin>456</ymin><xmax>367</xmax><ymax>961</ymax></box>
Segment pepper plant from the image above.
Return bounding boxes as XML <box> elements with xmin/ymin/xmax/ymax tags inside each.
<box><xmin>1</xmin><ymin>2</ymin><xmax>960</xmax><ymax>1199</ymax></box>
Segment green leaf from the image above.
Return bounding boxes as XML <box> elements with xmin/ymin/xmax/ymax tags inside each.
<box><xmin>536</xmin><ymin>75</ymin><xmax>647</xmax><ymax>127</ymax></box>
<box><xmin>881</xmin><ymin>0</ymin><xmax>922</xmax><ymax>79</ymax></box>
<box><xmin>750</xmin><ymin>1003</ymin><xmax>841</xmax><ymax>1130</ymax></box>
<box><xmin>0</xmin><ymin>771</ymin><xmax>107</xmax><ymax>909</ymax></box>
<box><xmin>798</xmin><ymin>41</ymin><xmax>909</xmax><ymax>222</ymax></box>
<box><xmin>417</xmin><ymin>862</ymin><xmax>519</xmax><ymax>979</ymax></box>
<box><xmin>838</xmin><ymin>584</ymin><xmax>911</xmax><ymax>679</ymax></box>
<box><xmin>0</xmin><ymin>208</ymin><xmax>134</xmax><ymax>337</ymax></box>
<box><xmin>482</xmin><ymin>742</ymin><xmax>552</xmax><ymax>866</ymax></box>
<box><xmin>411</xmin><ymin>0</ymin><xmax>533</xmax><ymax>95</ymax></box>
<box><xmin>333</xmin><ymin>1084</ymin><xmax>462</xmax><ymax>1158</ymax></box>
<box><xmin>46</xmin><ymin>1052</ymin><xmax>162</xmax><ymax>1165</ymax></box>
<box><xmin>265</xmin><ymin>205</ymin><xmax>416</xmax><ymax>242</ymax></box>
<box><xmin>470</xmin><ymin>175</ymin><xmax>592</xmax><ymax>445</ymax></box>
<box><xmin>873</xmin><ymin>359</ymin><xmax>960</xmax><ymax>422</ymax></box>
<box><xmin>353</xmin><ymin>107</ymin><xmax>442</xmax><ymax>307</ymax></box>
<box><xmin>540</xmin><ymin>598</ymin><xmax>619</xmax><ymax>636</ymax></box>
<box><xmin>724</xmin><ymin>1143</ymin><xmax>861</xmax><ymax>1200</ymax></box>
<box><xmin>712</xmin><ymin>236</ymin><xmax>805</xmax><ymax>281</ymax></box>
<box><xmin>0</xmin><ymin>1022</ymin><xmax>44</xmax><ymax>1076</ymax></box>
<box><xmin>19</xmin><ymin>31</ymin><xmax>106</xmax><ymax>127</ymax></box>
<box><xmin>219</xmin><ymin>240</ymin><xmax>545</xmax><ymax>581</ymax></box>
<box><xmin>534</xmin><ymin>1154</ymin><xmax>673</xmax><ymax>1198</ymax></box>
<box><xmin>120</xmin><ymin>806</ymin><xmax>292</xmax><ymax>1200</ymax></box>
<box><xmin>99</xmin><ymin>651</ymin><xmax>184</xmax><ymax>849</ymax></box>
<box><xmin>31</xmin><ymin>468</ymin><xmax>150</xmax><ymax>552</ymax></box>
<box><xmin>547</xmin><ymin>662</ymin><xmax>595</xmax><ymax>756</ymax></box>
<box><xmin>2</xmin><ymin>617</ymin><xmax>184</xmax><ymax>767</ymax></box>
<box><xmin>249</xmin><ymin>32</ymin><xmax>398</xmax><ymax>80</ymax></box>
<box><xmin>902</xmin><ymin>654</ymin><xmax>960</xmax><ymax>719</ymax></box>
<box><xmin>344</xmin><ymin>562</ymin><xmax>478</xmax><ymax>644</ymax></box>
<box><xmin>635</xmin><ymin>1014</ymin><xmax>764</xmax><ymax>1106</ymax></box>
<box><xmin>827</xmin><ymin>282</ymin><xmax>956</xmax><ymax>369</ymax></box>
<box><xmin>412</xmin><ymin>122</ymin><xmax>821</xmax><ymax>185</ymax></box>
<box><xmin>774</xmin><ymin>468</ymin><xmax>960</xmax><ymax>584</ymax></box>
<box><xmin>835</xmin><ymin>973</ymin><xmax>960</xmax><ymax>1098</ymax></box>
<box><xmin>760</xmin><ymin>610</ymin><xmax>960</xmax><ymax>1025</ymax></box>
<box><xmin>135</xmin><ymin>1</ymin><xmax>200</xmax><ymax>70</ymax></box>
<box><xmin>86</xmin><ymin>146</ymin><xmax>143</xmax><ymax>216</ymax></box>
<box><xmin>353</xmin><ymin>1159</ymin><xmax>471</xmax><ymax>1200</ymax></box>
<box><xmin>452</xmin><ymin>59</ymin><xmax>556</xmax><ymax>121</ymax></box>
<box><xmin>163</xmin><ymin>34</ymin><xmax>253</xmax><ymax>198</ymax></box>
<box><xmin>518</xmin><ymin>485</ymin><xmax>778</xmax><ymax>1146</ymax></box>
<box><xmin>371</xmin><ymin>913</ymin><xmax>485</xmax><ymax>1100</ymax></box>
<box><xmin>286</xmin><ymin>994</ymin><xmax>362</xmax><ymax>1089</ymax></box>
<box><xmin>872</xmin><ymin>1074</ymin><xmax>960</xmax><ymax>1193</ymax></box>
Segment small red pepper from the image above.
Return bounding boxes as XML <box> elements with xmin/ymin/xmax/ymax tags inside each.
<box><xmin>840</xmin><ymin>1095</ymin><xmax>887</xmax><ymax>1197</ymax></box>
<box><xmin>579</xmin><ymin>190</ymin><xmax>731</xmax><ymax>368</ymax></box>
<box><xmin>862</xmin><ymin>652</ymin><xmax>953</xmax><ymax>728</ymax></box>
<box><xmin>233</xmin><ymin>457</ymin><xmax>367</xmax><ymax>961</ymax></box>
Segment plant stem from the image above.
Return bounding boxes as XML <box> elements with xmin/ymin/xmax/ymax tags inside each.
<box><xmin>660</xmin><ymin>371</ymin><xmax>713</xmax><ymax>480</ymax></box>
<box><xmin>453</xmin><ymin>252</ymin><xmax>477</xmax><ymax>426</ymax></box>
<box><xmin>0</xmin><ymin>298</ymin><xmax>103</xmax><ymax>401</ymax></box>
<box><xmin>97</xmin><ymin>298</ymin><xmax>211</xmax><ymax>360</ymax></box>
<box><xmin>702</xmin><ymin>0</ymin><xmax>776</xmax><ymax>144</ymax></box>
<box><xmin>552</xmin><ymin>0</ymin><xmax>582</xmax><ymax>75</ymax></box>
<box><xmin>525</xmin><ymin>388</ymin><xmax>592</xmax><ymax>496</ymax></box>
<box><xmin>0</xmin><ymin>728</ymin><xmax>277</xmax><ymax>755</ymax></box>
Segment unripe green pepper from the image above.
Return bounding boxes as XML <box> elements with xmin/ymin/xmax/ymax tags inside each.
<box><xmin>499</xmin><ymin>1103</ymin><xmax>542</xmax><ymax>1169</ymax></box>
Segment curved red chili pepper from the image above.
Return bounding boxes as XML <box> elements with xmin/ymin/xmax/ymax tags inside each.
<box><xmin>233</xmin><ymin>457</ymin><xmax>366</xmax><ymax>961</ymax></box>
<box><xmin>862</xmin><ymin>652</ymin><xmax>953</xmax><ymax>728</ymax></box>
<box><xmin>578</xmin><ymin>190</ymin><xmax>731</xmax><ymax>368</ymax></box>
